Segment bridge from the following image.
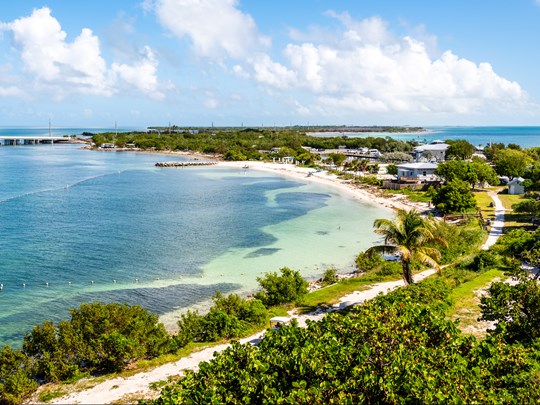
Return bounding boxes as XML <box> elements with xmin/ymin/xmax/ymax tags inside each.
<box><xmin>0</xmin><ymin>136</ymin><xmax>71</xmax><ymax>145</ymax></box>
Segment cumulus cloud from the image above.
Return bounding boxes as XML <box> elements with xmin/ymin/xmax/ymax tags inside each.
<box><xmin>1</xmin><ymin>7</ymin><xmax>161</xmax><ymax>98</ymax></box>
<box><xmin>153</xmin><ymin>0</ymin><xmax>269</xmax><ymax>59</ymax></box>
<box><xmin>5</xmin><ymin>7</ymin><xmax>112</xmax><ymax>95</ymax></box>
<box><xmin>112</xmin><ymin>46</ymin><xmax>162</xmax><ymax>98</ymax></box>
<box><xmin>250</xmin><ymin>54</ymin><xmax>296</xmax><ymax>89</ymax></box>
<box><xmin>249</xmin><ymin>14</ymin><xmax>530</xmax><ymax>117</ymax></box>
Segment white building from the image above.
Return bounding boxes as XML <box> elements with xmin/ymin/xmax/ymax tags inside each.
<box><xmin>397</xmin><ymin>162</ymin><xmax>439</xmax><ymax>181</ymax></box>
<box><xmin>413</xmin><ymin>140</ymin><xmax>449</xmax><ymax>162</ymax></box>
<box><xmin>508</xmin><ymin>177</ymin><xmax>526</xmax><ymax>195</ymax></box>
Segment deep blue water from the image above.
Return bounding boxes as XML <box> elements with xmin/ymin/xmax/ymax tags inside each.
<box><xmin>0</xmin><ymin>141</ymin><xmax>388</xmax><ymax>347</ymax></box>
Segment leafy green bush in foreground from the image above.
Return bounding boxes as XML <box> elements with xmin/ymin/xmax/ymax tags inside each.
<box><xmin>255</xmin><ymin>267</ymin><xmax>308</xmax><ymax>307</ymax></box>
<box><xmin>149</xmin><ymin>279</ymin><xmax>540</xmax><ymax>404</ymax></box>
<box><xmin>175</xmin><ymin>292</ymin><xmax>268</xmax><ymax>346</ymax></box>
<box><xmin>0</xmin><ymin>302</ymin><xmax>173</xmax><ymax>404</ymax></box>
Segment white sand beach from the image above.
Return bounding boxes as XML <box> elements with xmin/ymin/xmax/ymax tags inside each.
<box><xmin>216</xmin><ymin>160</ymin><xmax>428</xmax><ymax>213</ymax></box>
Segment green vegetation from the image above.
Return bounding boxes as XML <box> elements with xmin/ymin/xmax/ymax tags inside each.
<box><xmin>480</xmin><ymin>269</ymin><xmax>540</xmax><ymax>344</ymax></box>
<box><xmin>367</xmin><ymin>209</ymin><xmax>446</xmax><ymax>284</ymax></box>
<box><xmin>432</xmin><ymin>178</ymin><xmax>478</xmax><ymax>213</ymax></box>
<box><xmin>0</xmin><ymin>303</ymin><xmax>173</xmax><ymax>404</ymax></box>
<box><xmin>175</xmin><ymin>292</ymin><xmax>268</xmax><ymax>346</ymax></box>
<box><xmin>254</xmin><ymin>267</ymin><xmax>308</xmax><ymax>307</ymax></box>
<box><xmin>320</xmin><ymin>267</ymin><xmax>339</xmax><ymax>287</ymax></box>
<box><xmin>493</xmin><ymin>148</ymin><xmax>533</xmax><ymax>179</ymax></box>
<box><xmin>445</xmin><ymin>139</ymin><xmax>475</xmax><ymax>160</ymax></box>
<box><xmin>148</xmin><ymin>273</ymin><xmax>540</xmax><ymax>404</ymax></box>
<box><xmin>447</xmin><ymin>269</ymin><xmax>505</xmax><ymax>325</ymax></box>
<box><xmin>92</xmin><ymin>129</ymin><xmax>416</xmax><ymax>163</ymax></box>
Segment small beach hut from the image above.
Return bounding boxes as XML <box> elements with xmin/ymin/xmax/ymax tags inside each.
<box><xmin>508</xmin><ymin>177</ymin><xmax>526</xmax><ymax>195</ymax></box>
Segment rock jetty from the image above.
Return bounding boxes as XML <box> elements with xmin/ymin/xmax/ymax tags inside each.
<box><xmin>155</xmin><ymin>161</ymin><xmax>217</xmax><ymax>167</ymax></box>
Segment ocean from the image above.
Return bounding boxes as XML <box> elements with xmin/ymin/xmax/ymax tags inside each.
<box><xmin>2</xmin><ymin>125</ymin><xmax>538</xmax><ymax>348</ymax></box>
<box><xmin>309</xmin><ymin>126</ymin><xmax>540</xmax><ymax>149</ymax></box>
<box><xmin>0</xmin><ymin>139</ymin><xmax>390</xmax><ymax>347</ymax></box>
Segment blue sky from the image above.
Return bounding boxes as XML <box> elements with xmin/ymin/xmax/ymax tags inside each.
<box><xmin>1</xmin><ymin>0</ymin><xmax>540</xmax><ymax>128</ymax></box>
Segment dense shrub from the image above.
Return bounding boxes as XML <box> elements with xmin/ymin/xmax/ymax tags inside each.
<box><xmin>480</xmin><ymin>270</ymin><xmax>540</xmax><ymax>344</ymax></box>
<box><xmin>0</xmin><ymin>346</ymin><xmax>37</xmax><ymax>405</ymax></box>
<box><xmin>255</xmin><ymin>267</ymin><xmax>308</xmax><ymax>307</ymax></box>
<box><xmin>432</xmin><ymin>221</ymin><xmax>484</xmax><ymax>264</ymax></box>
<box><xmin>150</xmin><ymin>291</ymin><xmax>540</xmax><ymax>404</ymax></box>
<box><xmin>355</xmin><ymin>251</ymin><xmax>384</xmax><ymax>271</ymax></box>
<box><xmin>22</xmin><ymin>303</ymin><xmax>172</xmax><ymax>382</ymax></box>
<box><xmin>175</xmin><ymin>292</ymin><xmax>268</xmax><ymax>345</ymax></box>
<box><xmin>321</xmin><ymin>268</ymin><xmax>339</xmax><ymax>287</ymax></box>
<box><xmin>470</xmin><ymin>250</ymin><xmax>501</xmax><ymax>272</ymax></box>
<box><xmin>375</xmin><ymin>261</ymin><xmax>402</xmax><ymax>277</ymax></box>
<box><xmin>492</xmin><ymin>228</ymin><xmax>538</xmax><ymax>257</ymax></box>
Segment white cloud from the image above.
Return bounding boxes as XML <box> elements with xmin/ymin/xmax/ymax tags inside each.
<box><xmin>1</xmin><ymin>7</ymin><xmax>162</xmax><ymax>99</ymax></box>
<box><xmin>250</xmin><ymin>54</ymin><xmax>296</xmax><ymax>89</ymax></box>
<box><xmin>0</xmin><ymin>85</ymin><xmax>25</xmax><ymax>97</ymax></box>
<box><xmin>250</xmin><ymin>15</ymin><xmax>530</xmax><ymax>117</ymax></box>
<box><xmin>5</xmin><ymin>7</ymin><xmax>112</xmax><ymax>95</ymax></box>
<box><xmin>153</xmin><ymin>0</ymin><xmax>269</xmax><ymax>59</ymax></box>
<box><xmin>112</xmin><ymin>46</ymin><xmax>162</xmax><ymax>98</ymax></box>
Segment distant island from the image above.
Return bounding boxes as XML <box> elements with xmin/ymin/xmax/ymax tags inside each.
<box><xmin>146</xmin><ymin>125</ymin><xmax>426</xmax><ymax>133</ymax></box>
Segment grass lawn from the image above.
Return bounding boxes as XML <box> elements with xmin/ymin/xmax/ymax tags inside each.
<box><xmin>299</xmin><ymin>272</ymin><xmax>399</xmax><ymax>313</ymax></box>
<box><xmin>474</xmin><ymin>190</ymin><xmax>496</xmax><ymax>221</ymax></box>
<box><xmin>447</xmin><ymin>269</ymin><xmax>506</xmax><ymax>338</ymax></box>
<box><xmin>381</xmin><ymin>188</ymin><xmax>432</xmax><ymax>203</ymax></box>
<box><xmin>497</xmin><ymin>192</ymin><xmax>535</xmax><ymax>232</ymax></box>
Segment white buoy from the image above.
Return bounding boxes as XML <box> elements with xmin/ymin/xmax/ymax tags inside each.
<box><xmin>46</xmin><ymin>282</ymin><xmax>49</xmax><ymax>286</ymax></box>
<box><xmin>23</xmin><ymin>283</ymin><xmax>26</xmax><ymax>287</ymax></box>
<box><xmin>68</xmin><ymin>281</ymin><xmax>71</xmax><ymax>285</ymax></box>
<box><xmin>113</xmin><ymin>279</ymin><xmax>117</xmax><ymax>283</ymax></box>
<box><xmin>91</xmin><ymin>280</ymin><xmax>94</xmax><ymax>284</ymax></box>
<box><xmin>0</xmin><ymin>283</ymin><xmax>3</xmax><ymax>290</ymax></box>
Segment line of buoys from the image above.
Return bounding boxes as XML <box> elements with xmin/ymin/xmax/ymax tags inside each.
<box><xmin>0</xmin><ymin>275</ymin><xmax>202</xmax><ymax>290</ymax></box>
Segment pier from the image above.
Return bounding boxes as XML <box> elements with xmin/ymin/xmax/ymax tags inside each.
<box><xmin>155</xmin><ymin>161</ymin><xmax>217</xmax><ymax>167</ymax></box>
<box><xmin>0</xmin><ymin>136</ymin><xmax>70</xmax><ymax>145</ymax></box>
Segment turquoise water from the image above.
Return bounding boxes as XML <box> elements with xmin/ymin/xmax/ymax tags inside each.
<box><xmin>309</xmin><ymin>126</ymin><xmax>540</xmax><ymax>149</ymax></box>
<box><xmin>0</xmin><ymin>144</ymin><xmax>390</xmax><ymax>347</ymax></box>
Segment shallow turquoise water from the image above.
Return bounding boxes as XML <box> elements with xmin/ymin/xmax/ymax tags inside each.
<box><xmin>0</xmin><ymin>145</ymin><xmax>390</xmax><ymax>346</ymax></box>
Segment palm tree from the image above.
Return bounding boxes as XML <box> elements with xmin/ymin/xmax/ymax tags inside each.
<box><xmin>366</xmin><ymin>209</ymin><xmax>446</xmax><ymax>285</ymax></box>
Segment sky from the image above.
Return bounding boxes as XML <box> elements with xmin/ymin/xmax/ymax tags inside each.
<box><xmin>0</xmin><ymin>0</ymin><xmax>540</xmax><ymax>128</ymax></box>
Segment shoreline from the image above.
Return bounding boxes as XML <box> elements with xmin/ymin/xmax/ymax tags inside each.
<box><xmin>96</xmin><ymin>147</ymin><xmax>427</xmax><ymax>213</ymax></box>
<box><xmin>215</xmin><ymin>160</ymin><xmax>427</xmax><ymax>213</ymax></box>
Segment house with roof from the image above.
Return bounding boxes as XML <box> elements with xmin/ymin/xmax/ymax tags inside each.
<box><xmin>413</xmin><ymin>140</ymin><xmax>449</xmax><ymax>162</ymax></box>
<box><xmin>508</xmin><ymin>177</ymin><xmax>526</xmax><ymax>195</ymax></box>
<box><xmin>396</xmin><ymin>162</ymin><xmax>439</xmax><ymax>182</ymax></box>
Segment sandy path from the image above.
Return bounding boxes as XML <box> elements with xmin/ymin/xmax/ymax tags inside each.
<box><xmin>52</xmin><ymin>269</ymin><xmax>436</xmax><ymax>405</ymax></box>
<box><xmin>482</xmin><ymin>192</ymin><xmax>505</xmax><ymax>250</ymax></box>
